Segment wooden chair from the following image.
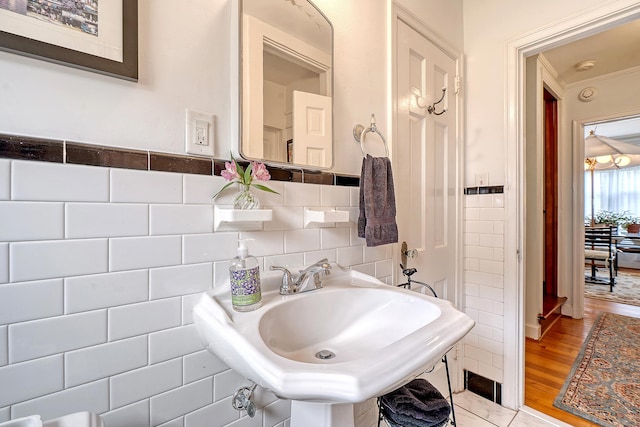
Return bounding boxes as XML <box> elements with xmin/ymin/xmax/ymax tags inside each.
<box><xmin>584</xmin><ymin>226</ymin><xmax>616</xmax><ymax>292</ymax></box>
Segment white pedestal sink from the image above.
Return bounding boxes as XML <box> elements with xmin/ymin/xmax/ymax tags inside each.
<box><xmin>193</xmin><ymin>264</ymin><xmax>474</xmax><ymax>427</ymax></box>
<box><xmin>290</xmin><ymin>402</ymin><xmax>354</xmax><ymax>427</ymax></box>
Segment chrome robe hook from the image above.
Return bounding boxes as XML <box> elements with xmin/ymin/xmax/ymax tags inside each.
<box><xmin>427</xmin><ymin>87</ymin><xmax>447</xmax><ymax>115</ymax></box>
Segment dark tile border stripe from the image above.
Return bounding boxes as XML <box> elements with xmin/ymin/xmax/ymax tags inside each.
<box><xmin>335</xmin><ymin>175</ymin><xmax>360</xmax><ymax>187</ymax></box>
<box><xmin>302</xmin><ymin>169</ymin><xmax>334</xmax><ymax>185</ymax></box>
<box><xmin>464</xmin><ymin>185</ymin><xmax>504</xmax><ymax>195</ymax></box>
<box><xmin>150</xmin><ymin>152</ymin><xmax>211</xmax><ymax>175</ymax></box>
<box><xmin>0</xmin><ymin>134</ymin><xmax>64</xmax><ymax>163</ymax></box>
<box><xmin>0</xmin><ymin>133</ymin><xmax>360</xmax><ymax>186</ymax></box>
<box><xmin>67</xmin><ymin>143</ymin><xmax>148</xmax><ymax>170</ymax></box>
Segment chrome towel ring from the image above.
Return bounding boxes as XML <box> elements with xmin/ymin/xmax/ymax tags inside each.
<box><xmin>353</xmin><ymin>114</ymin><xmax>389</xmax><ymax>158</ymax></box>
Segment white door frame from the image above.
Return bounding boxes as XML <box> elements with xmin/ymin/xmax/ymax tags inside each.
<box><xmin>504</xmin><ymin>0</ymin><xmax>640</xmax><ymax>410</ymax></box>
<box><xmin>391</xmin><ymin>3</ymin><xmax>465</xmax><ymax>390</ymax></box>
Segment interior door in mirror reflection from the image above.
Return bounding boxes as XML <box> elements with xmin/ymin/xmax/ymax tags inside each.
<box><xmin>292</xmin><ymin>91</ymin><xmax>332</xmax><ymax>167</ymax></box>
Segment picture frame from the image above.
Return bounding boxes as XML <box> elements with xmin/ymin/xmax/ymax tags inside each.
<box><xmin>0</xmin><ymin>0</ymin><xmax>138</xmax><ymax>81</ymax></box>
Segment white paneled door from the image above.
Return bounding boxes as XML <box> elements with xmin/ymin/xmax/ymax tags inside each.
<box><xmin>395</xmin><ymin>17</ymin><xmax>463</xmax><ymax>390</ymax></box>
<box><xmin>292</xmin><ymin>90</ymin><xmax>332</xmax><ymax>168</ymax></box>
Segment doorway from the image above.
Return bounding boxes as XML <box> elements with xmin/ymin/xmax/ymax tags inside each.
<box><xmin>543</xmin><ymin>88</ymin><xmax>558</xmax><ymax>299</ymax></box>
<box><xmin>504</xmin><ymin>3</ymin><xmax>640</xmax><ymax>411</ymax></box>
<box><xmin>539</xmin><ymin>88</ymin><xmax>566</xmax><ymax>337</ymax></box>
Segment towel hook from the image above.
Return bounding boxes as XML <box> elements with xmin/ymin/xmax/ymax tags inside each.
<box><xmin>428</xmin><ymin>87</ymin><xmax>447</xmax><ymax>115</ymax></box>
<box><xmin>353</xmin><ymin>114</ymin><xmax>389</xmax><ymax>158</ymax></box>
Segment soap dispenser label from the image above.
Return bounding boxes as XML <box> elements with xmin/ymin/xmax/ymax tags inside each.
<box><xmin>230</xmin><ymin>266</ymin><xmax>262</xmax><ymax>306</ymax></box>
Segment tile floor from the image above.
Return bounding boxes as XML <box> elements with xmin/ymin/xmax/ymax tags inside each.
<box><xmin>451</xmin><ymin>391</ymin><xmax>573</xmax><ymax>427</ymax></box>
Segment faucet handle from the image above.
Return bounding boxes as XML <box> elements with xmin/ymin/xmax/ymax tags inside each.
<box><xmin>270</xmin><ymin>265</ymin><xmax>293</xmax><ymax>283</ymax></box>
<box><xmin>270</xmin><ymin>265</ymin><xmax>295</xmax><ymax>293</ymax></box>
<box><xmin>322</xmin><ymin>262</ymin><xmax>331</xmax><ymax>274</ymax></box>
<box><xmin>317</xmin><ymin>260</ymin><xmax>332</xmax><ymax>276</ymax></box>
<box><xmin>312</xmin><ymin>258</ymin><xmax>331</xmax><ymax>270</ymax></box>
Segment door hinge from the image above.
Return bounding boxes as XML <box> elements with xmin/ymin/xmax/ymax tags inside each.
<box><xmin>454</xmin><ymin>75</ymin><xmax>461</xmax><ymax>94</ymax></box>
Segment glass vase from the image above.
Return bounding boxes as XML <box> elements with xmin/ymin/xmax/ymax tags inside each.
<box><xmin>233</xmin><ymin>185</ymin><xmax>261</xmax><ymax>210</ymax></box>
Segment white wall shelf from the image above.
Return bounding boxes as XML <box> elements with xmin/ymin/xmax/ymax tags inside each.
<box><xmin>304</xmin><ymin>208</ymin><xmax>350</xmax><ymax>227</ymax></box>
<box><xmin>214</xmin><ymin>206</ymin><xmax>273</xmax><ymax>231</ymax></box>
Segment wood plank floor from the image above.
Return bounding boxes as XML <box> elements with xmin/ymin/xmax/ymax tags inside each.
<box><xmin>525</xmin><ymin>297</ymin><xmax>640</xmax><ymax>426</ymax></box>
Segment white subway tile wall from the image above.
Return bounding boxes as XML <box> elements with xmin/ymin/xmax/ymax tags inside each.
<box><xmin>11</xmin><ymin>161</ymin><xmax>109</xmax><ymax>203</ymax></box>
<box><xmin>0</xmin><ymin>202</ymin><xmax>64</xmax><ymax>241</ymax></box>
<box><xmin>149</xmin><ymin>378</ymin><xmax>213</xmax><ymax>426</ymax></box>
<box><xmin>108</xmin><ymin>236</ymin><xmax>182</xmax><ymax>272</ymax></box>
<box><xmin>101</xmin><ymin>400</ymin><xmax>149</xmax><ymax>427</ymax></box>
<box><xmin>463</xmin><ymin>193</ymin><xmax>505</xmax><ymax>384</ymax></box>
<box><xmin>65</xmin><ymin>203</ymin><xmax>149</xmax><ymax>239</ymax></box>
<box><xmin>0</xmin><ymin>279</ymin><xmax>63</xmax><ymax>324</ymax></box>
<box><xmin>0</xmin><ymin>160</ymin><xmax>10</xmax><ymax>200</ymax></box>
<box><xmin>320</xmin><ymin>185</ymin><xmax>350</xmax><ymax>207</ymax></box>
<box><xmin>11</xmin><ymin>379</ymin><xmax>110</xmax><ymax>421</ymax></box>
<box><xmin>110</xmin><ymin>169</ymin><xmax>183</xmax><ymax>204</ymax></box>
<box><xmin>64</xmin><ymin>336</ymin><xmax>148</xmax><ymax>387</ymax></box>
<box><xmin>0</xmin><ymin>243</ymin><xmax>8</xmax><ymax>284</ymax></box>
<box><xmin>64</xmin><ymin>270</ymin><xmax>149</xmax><ymax>314</ymax></box>
<box><xmin>9</xmin><ymin>310</ymin><xmax>107</xmax><ymax>364</ymax></box>
<box><xmin>10</xmin><ymin>239</ymin><xmax>109</xmax><ymax>282</ymax></box>
<box><xmin>182</xmin><ymin>351</ymin><xmax>228</xmax><ymax>385</ymax></box>
<box><xmin>0</xmin><ymin>355</ymin><xmax>63</xmax><ymax>408</ymax></box>
<box><xmin>0</xmin><ymin>160</ymin><xmax>391</xmax><ymax>427</ymax></box>
<box><xmin>0</xmin><ymin>326</ymin><xmax>7</xmax><ymax>366</ymax></box>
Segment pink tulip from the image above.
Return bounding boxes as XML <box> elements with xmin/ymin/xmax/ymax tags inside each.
<box><xmin>252</xmin><ymin>162</ymin><xmax>271</xmax><ymax>181</ymax></box>
<box><xmin>221</xmin><ymin>161</ymin><xmax>238</xmax><ymax>181</ymax></box>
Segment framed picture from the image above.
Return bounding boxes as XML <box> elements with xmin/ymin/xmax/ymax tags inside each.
<box><xmin>0</xmin><ymin>0</ymin><xmax>138</xmax><ymax>81</ymax></box>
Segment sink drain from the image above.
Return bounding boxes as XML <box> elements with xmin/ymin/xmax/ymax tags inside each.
<box><xmin>315</xmin><ymin>349</ymin><xmax>336</xmax><ymax>360</ymax></box>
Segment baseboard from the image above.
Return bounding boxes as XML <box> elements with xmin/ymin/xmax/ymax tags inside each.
<box><xmin>560</xmin><ymin>303</ymin><xmax>574</xmax><ymax>317</ymax></box>
<box><xmin>525</xmin><ymin>322</ymin><xmax>541</xmax><ymax>340</ymax></box>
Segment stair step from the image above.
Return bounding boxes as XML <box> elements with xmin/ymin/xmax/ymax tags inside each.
<box><xmin>538</xmin><ymin>295</ymin><xmax>568</xmax><ymax>339</ymax></box>
<box><xmin>539</xmin><ymin>312</ymin><xmax>563</xmax><ymax>339</ymax></box>
<box><xmin>539</xmin><ymin>296</ymin><xmax>568</xmax><ymax>320</ymax></box>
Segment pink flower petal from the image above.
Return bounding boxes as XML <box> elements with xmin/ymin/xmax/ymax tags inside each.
<box><xmin>221</xmin><ymin>161</ymin><xmax>238</xmax><ymax>181</ymax></box>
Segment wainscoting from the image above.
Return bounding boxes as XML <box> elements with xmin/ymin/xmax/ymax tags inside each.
<box><xmin>0</xmin><ymin>138</ymin><xmax>392</xmax><ymax>427</ymax></box>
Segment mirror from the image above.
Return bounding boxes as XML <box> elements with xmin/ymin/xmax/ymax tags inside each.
<box><xmin>240</xmin><ymin>0</ymin><xmax>333</xmax><ymax>169</ymax></box>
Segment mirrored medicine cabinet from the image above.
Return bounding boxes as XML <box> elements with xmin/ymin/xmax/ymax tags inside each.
<box><xmin>238</xmin><ymin>0</ymin><xmax>333</xmax><ymax>169</ymax></box>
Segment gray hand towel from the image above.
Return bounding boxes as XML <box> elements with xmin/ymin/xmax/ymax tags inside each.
<box><xmin>357</xmin><ymin>159</ymin><xmax>367</xmax><ymax>239</ymax></box>
<box><xmin>381</xmin><ymin>411</ymin><xmax>448</xmax><ymax>427</ymax></box>
<box><xmin>380</xmin><ymin>379</ymin><xmax>450</xmax><ymax>427</ymax></box>
<box><xmin>357</xmin><ymin>155</ymin><xmax>398</xmax><ymax>247</ymax></box>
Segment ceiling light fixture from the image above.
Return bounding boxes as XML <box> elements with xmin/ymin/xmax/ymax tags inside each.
<box><xmin>575</xmin><ymin>60</ymin><xmax>596</xmax><ymax>72</ymax></box>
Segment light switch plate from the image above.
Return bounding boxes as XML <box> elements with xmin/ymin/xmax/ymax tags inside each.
<box><xmin>475</xmin><ymin>173</ymin><xmax>489</xmax><ymax>186</ymax></box>
<box><xmin>185</xmin><ymin>109</ymin><xmax>214</xmax><ymax>156</ymax></box>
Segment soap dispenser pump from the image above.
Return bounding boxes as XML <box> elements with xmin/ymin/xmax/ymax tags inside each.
<box><xmin>229</xmin><ymin>239</ymin><xmax>262</xmax><ymax>312</ymax></box>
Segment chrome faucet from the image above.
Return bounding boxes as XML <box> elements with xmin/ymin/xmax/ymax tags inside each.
<box><xmin>270</xmin><ymin>258</ymin><xmax>332</xmax><ymax>295</ymax></box>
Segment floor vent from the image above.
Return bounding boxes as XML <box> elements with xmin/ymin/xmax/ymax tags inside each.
<box><xmin>464</xmin><ymin>370</ymin><xmax>502</xmax><ymax>405</ymax></box>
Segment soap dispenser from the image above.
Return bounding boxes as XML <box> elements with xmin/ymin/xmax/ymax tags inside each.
<box><xmin>229</xmin><ymin>239</ymin><xmax>262</xmax><ymax>312</ymax></box>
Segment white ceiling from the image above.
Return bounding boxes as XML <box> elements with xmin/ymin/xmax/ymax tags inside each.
<box><xmin>542</xmin><ymin>18</ymin><xmax>640</xmax><ymax>85</ymax></box>
<box><xmin>243</xmin><ymin>0</ymin><xmax>331</xmax><ymax>54</ymax></box>
<box><xmin>585</xmin><ymin>116</ymin><xmax>640</xmax><ymax>140</ymax></box>
<box><xmin>541</xmin><ymin>19</ymin><xmax>640</xmax><ymax>142</ymax></box>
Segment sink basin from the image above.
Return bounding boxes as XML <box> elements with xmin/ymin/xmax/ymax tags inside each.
<box><xmin>193</xmin><ymin>264</ymin><xmax>474</xmax><ymax>403</ymax></box>
<box><xmin>259</xmin><ymin>287</ymin><xmax>440</xmax><ymax>364</ymax></box>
